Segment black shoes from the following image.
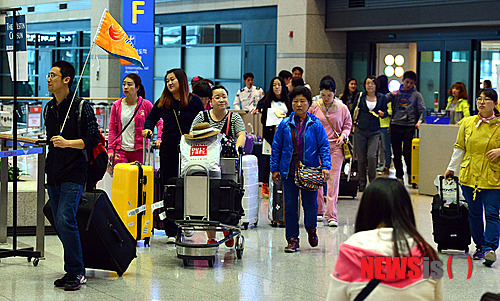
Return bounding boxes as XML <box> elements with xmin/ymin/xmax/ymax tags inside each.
<box><xmin>54</xmin><ymin>273</ymin><xmax>87</xmax><ymax>291</ymax></box>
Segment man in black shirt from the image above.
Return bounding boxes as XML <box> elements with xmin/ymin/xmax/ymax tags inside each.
<box><xmin>44</xmin><ymin>61</ymin><xmax>99</xmax><ymax>291</ymax></box>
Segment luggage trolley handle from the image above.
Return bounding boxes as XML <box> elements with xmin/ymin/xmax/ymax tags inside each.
<box><xmin>143</xmin><ymin>133</ymin><xmax>153</xmax><ymax>166</ymax></box>
<box><xmin>237</xmin><ymin>146</ymin><xmax>244</xmax><ymax>187</ymax></box>
<box><xmin>182</xmin><ymin>164</ymin><xmax>211</xmax><ymax>221</ymax></box>
<box><xmin>439</xmin><ymin>175</ymin><xmax>461</xmax><ymax>216</ymax></box>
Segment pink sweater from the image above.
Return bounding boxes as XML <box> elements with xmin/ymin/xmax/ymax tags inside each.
<box><xmin>308</xmin><ymin>99</ymin><xmax>352</xmax><ymax>148</ymax></box>
<box><xmin>108</xmin><ymin>97</ymin><xmax>163</xmax><ymax>153</ymax></box>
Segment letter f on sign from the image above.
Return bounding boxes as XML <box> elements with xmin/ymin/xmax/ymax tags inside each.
<box><xmin>132</xmin><ymin>1</ymin><xmax>145</xmax><ymax>24</ymax></box>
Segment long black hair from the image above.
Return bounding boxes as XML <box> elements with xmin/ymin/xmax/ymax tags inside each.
<box><xmin>355</xmin><ymin>178</ymin><xmax>439</xmax><ymax>260</ymax></box>
<box><xmin>261</xmin><ymin>77</ymin><xmax>290</xmax><ymax>109</ymax></box>
<box><xmin>340</xmin><ymin>78</ymin><xmax>359</xmax><ymax>104</ymax></box>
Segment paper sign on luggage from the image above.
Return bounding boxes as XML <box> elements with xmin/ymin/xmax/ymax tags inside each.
<box><xmin>159</xmin><ymin>212</ymin><xmax>166</xmax><ymax>220</ymax></box>
<box><xmin>127</xmin><ymin>204</ymin><xmax>147</xmax><ymax>216</ymax></box>
<box><xmin>143</xmin><ymin>227</ymin><xmax>149</xmax><ymax>234</ymax></box>
<box><xmin>190</xmin><ymin>146</ymin><xmax>207</xmax><ymax>156</ymax></box>
<box><xmin>151</xmin><ymin>201</ymin><xmax>164</xmax><ymax>211</ymax></box>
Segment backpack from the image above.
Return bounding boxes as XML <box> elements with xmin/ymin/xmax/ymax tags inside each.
<box><xmin>203</xmin><ymin>111</ymin><xmax>237</xmax><ymax>158</ymax></box>
<box><xmin>44</xmin><ymin>98</ymin><xmax>108</xmax><ymax>190</ymax></box>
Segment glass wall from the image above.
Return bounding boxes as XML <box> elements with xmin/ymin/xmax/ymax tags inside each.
<box><xmin>480</xmin><ymin>41</ymin><xmax>500</xmax><ymax>89</ymax></box>
<box><xmin>419</xmin><ymin>51</ymin><xmax>441</xmax><ymax>110</ymax></box>
<box><xmin>349</xmin><ymin>52</ymin><xmax>368</xmax><ymax>91</ymax></box>
<box><xmin>154</xmin><ymin>23</ymin><xmax>243</xmax><ymax>105</ymax></box>
<box><xmin>0</xmin><ymin>29</ymin><xmax>91</xmax><ymax>98</ymax></box>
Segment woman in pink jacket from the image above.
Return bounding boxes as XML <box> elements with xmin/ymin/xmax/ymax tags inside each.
<box><xmin>308</xmin><ymin>77</ymin><xmax>352</xmax><ymax>227</ymax></box>
<box><xmin>108</xmin><ymin>73</ymin><xmax>163</xmax><ymax>166</ymax></box>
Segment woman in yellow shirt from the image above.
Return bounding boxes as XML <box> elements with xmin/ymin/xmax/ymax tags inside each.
<box><xmin>445</xmin><ymin>88</ymin><xmax>500</xmax><ymax>267</ymax></box>
<box><xmin>446</xmin><ymin>82</ymin><xmax>470</xmax><ymax>124</ymax></box>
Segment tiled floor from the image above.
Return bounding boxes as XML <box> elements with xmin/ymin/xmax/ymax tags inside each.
<box><xmin>0</xmin><ymin>182</ymin><xmax>499</xmax><ymax>300</ymax></box>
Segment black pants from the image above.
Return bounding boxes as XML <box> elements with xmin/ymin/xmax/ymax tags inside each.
<box><xmin>159</xmin><ymin>145</ymin><xmax>179</xmax><ymax>237</ymax></box>
<box><xmin>390</xmin><ymin>124</ymin><xmax>415</xmax><ymax>180</ymax></box>
<box><xmin>263</xmin><ymin>154</ymin><xmax>271</xmax><ymax>185</ymax></box>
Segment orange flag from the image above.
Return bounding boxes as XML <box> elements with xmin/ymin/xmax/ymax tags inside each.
<box><xmin>94</xmin><ymin>9</ymin><xmax>144</xmax><ymax>68</ymax></box>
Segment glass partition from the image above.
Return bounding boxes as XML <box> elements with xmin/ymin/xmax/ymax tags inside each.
<box><xmin>419</xmin><ymin>50</ymin><xmax>441</xmax><ymax>110</ymax></box>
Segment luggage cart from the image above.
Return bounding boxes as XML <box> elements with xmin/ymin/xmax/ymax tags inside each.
<box><xmin>173</xmin><ymin>149</ymin><xmax>245</xmax><ymax>267</ymax></box>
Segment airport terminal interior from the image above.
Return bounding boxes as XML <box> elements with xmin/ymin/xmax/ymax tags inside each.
<box><xmin>0</xmin><ymin>179</ymin><xmax>499</xmax><ymax>300</ymax></box>
<box><xmin>0</xmin><ymin>0</ymin><xmax>500</xmax><ymax>300</ymax></box>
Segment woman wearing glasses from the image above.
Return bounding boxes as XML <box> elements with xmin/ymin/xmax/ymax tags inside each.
<box><xmin>190</xmin><ymin>84</ymin><xmax>246</xmax><ymax>246</ymax></box>
<box><xmin>445</xmin><ymin>88</ymin><xmax>500</xmax><ymax>267</ymax></box>
<box><xmin>143</xmin><ymin>68</ymin><xmax>204</xmax><ymax>243</ymax></box>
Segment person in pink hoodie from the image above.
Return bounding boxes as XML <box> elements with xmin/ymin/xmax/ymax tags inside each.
<box><xmin>108</xmin><ymin>73</ymin><xmax>163</xmax><ymax>166</ymax></box>
<box><xmin>308</xmin><ymin>77</ymin><xmax>352</xmax><ymax>227</ymax></box>
<box><xmin>327</xmin><ymin>178</ymin><xmax>442</xmax><ymax>300</ymax></box>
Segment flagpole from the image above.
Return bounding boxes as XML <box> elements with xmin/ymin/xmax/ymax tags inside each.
<box><xmin>59</xmin><ymin>9</ymin><xmax>107</xmax><ymax>135</ymax></box>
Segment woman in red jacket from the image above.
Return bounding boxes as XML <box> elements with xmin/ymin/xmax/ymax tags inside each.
<box><xmin>108</xmin><ymin>73</ymin><xmax>163</xmax><ymax>166</ymax></box>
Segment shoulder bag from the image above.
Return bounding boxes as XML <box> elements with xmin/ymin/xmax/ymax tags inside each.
<box><xmin>290</xmin><ymin>124</ymin><xmax>324</xmax><ymax>191</ymax></box>
<box><xmin>351</xmin><ymin>92</ymin><xmax>363</xmax><ymax>134</ymax></box>
<box><xmin>316</xmin><ymin>100</ymin><xmax>353</xmax><ymax>159</ymax></box>
<box><xmin>220</xmin><ymin>111</ymin><xmax>238</xmax><ymax>158</ymax></box>
<box><xmin>107</xmin><ymin>98</ymin><xmax>144</xmax><ymax>175</ymax></box>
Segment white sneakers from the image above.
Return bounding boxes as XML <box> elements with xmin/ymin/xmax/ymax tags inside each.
<box><xmin>317</xmin><ymin>215</ymin><xmax>324</xmax><ymax>222</ymax></box>
<box><xmin>166</xmin><ymin>236</ymin><xmax>176</xmax><ymax>244</ymax></box>
<box><xmin>328</xmin><ymin>220</ymin><xmax>338</xmax><ymax>227</ymax></box>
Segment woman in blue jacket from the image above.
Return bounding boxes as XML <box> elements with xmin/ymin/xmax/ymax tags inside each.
<box><xmin>271</xmin><ymin>86</ymin><xmax>331</xmax><ymax>253</ymax></box>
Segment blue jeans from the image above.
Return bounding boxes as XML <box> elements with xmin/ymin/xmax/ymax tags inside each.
<box><xmin>380</xmin><ymin>127</ymin><xmax>392</xmax><ymax>169</ymax></box>
<box><xmin>48</xmin><ymin>182</ymin><xmax>85</xmax><ymax>275</ymax></box>
<box><xmin>462</xmin><ymin>185</ymin><xmax>500</xmax><ymax>253</ymax></box>
<box><xmin>282</xmin><ymin>174</ymin><xmax>318</xmax><ymax>241</ymax></box>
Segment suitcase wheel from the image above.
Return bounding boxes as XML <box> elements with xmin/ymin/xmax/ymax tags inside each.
<box><xmin>271</xmin><ymin>222</ymin><xmax>277</xmax><ymax>227</ymax></box>
<box><xmin>253</xmin><ymin>220</ymin><xmax>258</xmax><ymax>227</ymax></box>
<box><xmin>33</xmin><ymin>258</ymin><xmax>40</xmax><ymax>267</ymax></box>
<box><xmin>208</xmin><ymin>259</ymin><xmax>215</xmax><ymax>267</ymax></box>
<box><xmin>144</xmin><ymin>237</ymin><xmax>150</xmax><ymax>247</ymax></box>
<box><xmin>437</xmin><ymin>245</ymin><xmax>442</xmax><ymax>253</ymax></box>
<box><xmin>183</xmin><ymin>259</ymin><xmax>190</xmax><ymax>267</ymax></box>
<box><xmin>236</xmin><ymin>248</ymin><xmax>244</xmax><ymax>260</ymax></box>
<box><xmin>242</xmin><ymin>222</ymin><xmax>249</xmax><ymax>230</ymax></box>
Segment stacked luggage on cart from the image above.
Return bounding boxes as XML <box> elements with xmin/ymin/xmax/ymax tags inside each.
<box><xmin>163</xmin><ymin>125</ymin><xmax>246</xmax><ymax>267</ymax></box>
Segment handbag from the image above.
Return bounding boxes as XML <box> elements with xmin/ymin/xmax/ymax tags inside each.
<box><xmin>351</xmin><ymin>92</ymin><xmax>363</xmax><ymax>134</ymax></box>
<box><xmin>202</xmin><ymin>110</ymin><xmax>238</xmax><ymax>158</ymax></box>
<box><xmin>290</xmin><ymin>125</ymin><xmax>324</xmax><ymax>191</ymax></box>
<box><xmin>316</xmin><ymin>99</ymin><xmax>353</xmax><ymax>159</ymax></box>
<box><xmin>220</xmin><ymin>112</ymin><xmax>238</xmax><ymax>158</ymax></box>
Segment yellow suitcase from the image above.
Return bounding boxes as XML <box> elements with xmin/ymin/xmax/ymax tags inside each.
<box><xmin>411</xmin><ymin>137</ymin><xmax>419</xmax><ymax>188</ymax></box>
<box><xmin>111</xmin><ymin>162</ymin><xmax>154</xmax><ymax>246</ymax></box>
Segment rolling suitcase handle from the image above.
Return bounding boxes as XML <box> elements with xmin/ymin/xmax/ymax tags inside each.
<box><xmin>438</xmin><ymin>175</ymin><xmax>461</xmax><ymax>216</ymax></box>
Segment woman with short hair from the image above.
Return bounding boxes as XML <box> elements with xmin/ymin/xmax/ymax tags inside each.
<box><xmin>271</xmin><ymin>86</ymin><xmax>331</xmax><ymax>253</ymax></box>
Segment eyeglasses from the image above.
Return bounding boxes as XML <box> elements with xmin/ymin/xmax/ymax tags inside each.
<box><xmin>46</xmin><ymin>73</ymin><xmax>61</xmax><ymax>80</ymax></box>
<box><xmin>213</xmin><ymin>96</ymin><xmax>228</xmax><ymax>101</ymax></box>
<box><xmin>476</xmin><ymin>98</ymin><xmax>494</xmax><ymax>104</ymax></box>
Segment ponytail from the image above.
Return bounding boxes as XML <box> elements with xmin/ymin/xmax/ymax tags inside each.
<box><xmin>138</xmin><ymin>83</ymin><xmax>145</xmax><ymax>99</ymax></box>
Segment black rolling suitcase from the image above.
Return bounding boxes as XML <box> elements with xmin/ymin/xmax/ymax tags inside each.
<box><xmin>339</xmin><ymin>158</ymin><xmax>359</xmax><ymax>198</ymax></box>
<box><xmin>268</xmin><ymin>175</ymin><xmax>285</xmax><ymax>227</ymax></box>
<box><xmin>431</xmin><ymin>176</ymin><xmax>471</xmax><ymax>253</ymax></box>
<box><xmin>44</xmin><ymin>189</ymin><xmax>137</xmax><ymax>276</ymax></box>
<box><xmin>164</xmin><ymin>178</ymin><xmax>244</xmax><ymax>226</ymax></box>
